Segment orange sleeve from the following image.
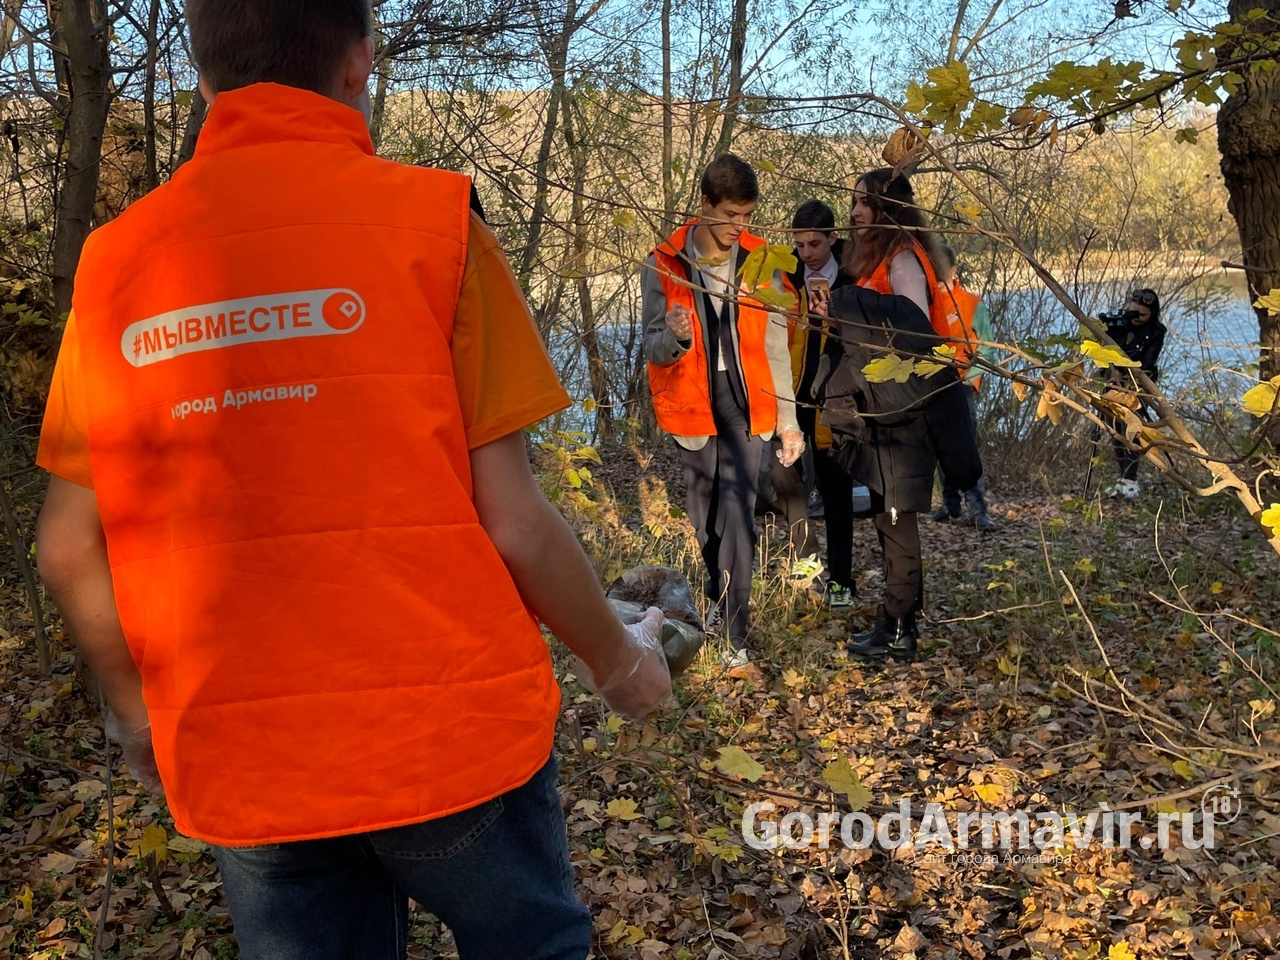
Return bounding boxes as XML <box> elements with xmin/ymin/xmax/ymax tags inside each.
<box><xmin>36</xmin><ymin>313</ymin><xmax>94</xmax><ymax>488</ymax></box>
<box><xmin>453</xmin><ymin>213</ymin><xmax>571</xmax><ymax>449</ymax></box>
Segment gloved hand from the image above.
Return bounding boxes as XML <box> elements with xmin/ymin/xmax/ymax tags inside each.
<box><xmin>666</xmin><ymin>305</ymin><xmax>692</xmax><ymax>341</ymax></box>
<box><xmin>104</xmin><ymin>707</ymin><xmax>165</xmax><ymax>798</ymax></box>
<box><xmin>776</xmin><ymin>428</ymin><xmax>805</xmax><ymax>467</ymax></box>
<box><xmin>575</xmin><ymin>607</ymin><xmax>673</xmax><ymax>720</ymax></box>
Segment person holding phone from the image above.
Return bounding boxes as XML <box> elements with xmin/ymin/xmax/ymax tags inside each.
<box><xmin>642</xmin><ymin>155</ymin><xmax>803</xmax><ymax>667</ymax></box>
<box><xmin>768</xmin><ymin>199</ymin><xmax>858</xmax><ymax>607</ymax></box>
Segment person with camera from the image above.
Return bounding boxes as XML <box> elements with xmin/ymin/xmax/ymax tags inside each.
<box><xmin>1099</xmin><ymin>288</ymin><xmax>1166</xmax><ymax>495</ymax></box>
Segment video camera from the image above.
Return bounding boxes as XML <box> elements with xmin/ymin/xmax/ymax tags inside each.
<box><xmin>1100</xmin><ymin>308</ymin><xmax>1139</xmax><ymax>328</ymax></box>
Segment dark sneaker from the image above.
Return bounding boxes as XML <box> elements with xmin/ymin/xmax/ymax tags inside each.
<box><xmin>826</xmin><ymin>582</ymin><xmax>856</xmax><ymax>608</ymax></box>
<box><xmin>924</xmin><ymin>506</ymin><xmax>958</xmax><ymax>523</ymax></box>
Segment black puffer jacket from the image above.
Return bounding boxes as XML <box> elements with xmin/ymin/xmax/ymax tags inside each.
<box><xmin>813</xmin><ymin>284</ymin><xmax>981</xmax><ymax>514</ymax></box>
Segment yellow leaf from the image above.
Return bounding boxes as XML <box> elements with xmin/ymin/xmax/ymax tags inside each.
<box><xmin>932</xmin><ymin>344</ymin><xmax>957</xmax><ymax>360</ymax></box>
<box><xmin>955</xmin><ymin>202</ymin><xmax>983</xmax><ymax>220</ymax></box>
<box><xmin>566</xmin><ymin>468</ymin><xmax>582</xmax><ymax>489</ymax></box>
<box><xmin>1253</xmin><ymin>289</ymin><xmax>1280</xmax><ymax>316</ymax></box>
<box><xmin>1260</xmin><ymin>503</ymin><xmax>1280</xmax><ymax>536</ymax></box>
<box><xmin>862</xmin><ymin>354</ymin><xmax>915</xmax><ymax>383</ymax></box>
<box><xmin>913</xmin><ymin>359</ymin><xmax>948</xmax><ymax>378</ymax></box>
<box><xmin>715</xmin><ymin>746</ymin><xmax>765</xmax><ymax>783</ymax></box>
<box><xmin>973</xmin><ymin>782</ymin><xmax>1007</xmax><ymax>804</ymax></box>
<box><xmin>1210</xmin><ymin>581</ymin><xmax>1224</xmax><ymax>595</ymax></box>
<box><xmin>782</xmin><ymin>668</ymin><xmax>805</xmax><ymax>688</ymax></box>
<box><xmin>738</xmin><ymin>244</ymin><xmax>798</xmax><ymax>292</ymax></box>
<box><xmin>1108</xmin><ymin>941</ymin><xmax>1137</xmax><ymax>960</ymax></box>
<box><xmin>822</xmin><ymin>756</ymin><xmax>872</xmax><ymax>810</ymax></box>
<box><xmin>605</xmin><ymin>797</ymin><xmax>643</xmax><ymax>821</ymax></box>
<box><xmin>604</xmin><ymin>715</ymin><xmax>624</xmax><ymax>733</ymax></box>
<box><xmin>1171</xmin><ymin>759</ymin><xmax>1196</xmax><ymax>782</ymax></box>
<box><xmin>1250</xmin><ymin>699</ymin><xmax>1276</xmax><ymax>718</ymax></box>
<box><xmin>611</xmin><ymin>210</ymin><xmax>636</xmax><ymax>229</ymax></box>
<box><xmin>581</xmin><ymin>397</ymin><xmax>597</xmax><ymax>416</ymax></box>
<box><xmin>996</xmin><ymin>655</ymin><xmax>1016</xmax><ymax>676</ymax></box>
<box><xmin>752</xmin><ymin>285</ymin><xmax>798</xmax><ymax>312</ymax></box>
<box><xmin>495</xmin><ymin>104</ymin><xmax>517</xmax><ymax>122</ymax></box>
<box><xmin>1074</xmin><ymin>558</ymin><xmax>1096</xmax><ymax>574</ymax></box>
<box><xmin>131</xmin><ymin>823</ymin><xmax>168</xmax><ymax>862</ymax></box>
<box><xmin>1011</xmin><ymin>380</ymin><xmax>1029</xmax><ymax>402</ymax></box>
<box><xmin>1081</xmin><ymin>340</ymin><xmax>1141</xmax><ymax>368</ymax></box>
<box><xmin>755</xmin><ymin>158</ymin><xmax>777</xmax><ymax>173</ymax></box>
<box><xmin>1241</xmin><ymin>378</ymin><xmax>1280</xmax><ymax>417</ymax></box>
<box><xmin>15</xmin><ymin>884</ymin><xmax>32</xmax><ymax>915</ymax></box>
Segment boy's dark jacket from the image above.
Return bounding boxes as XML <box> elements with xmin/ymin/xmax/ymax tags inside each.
<box><xmin>813</xmin><ymin>284</ymin><xmax>983</xmax><ymax>513</ymax></box>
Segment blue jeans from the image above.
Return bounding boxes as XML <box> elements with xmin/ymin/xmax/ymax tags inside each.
<box><xmin>214</xmin><ymin>756</ymin><xmax>590</xmax><ymax>960</ymax></box>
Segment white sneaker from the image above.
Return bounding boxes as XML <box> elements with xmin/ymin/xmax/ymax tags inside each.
<box><xmin>720</xmin><ymin>648</ymin><xmax>751</xmax><ymax>669</ymax></box>
<box><xmin>788</xmin><ymin>555</ymin><xmax>824</xmax><ymax>583</ymax></box>
<box><xmin>1106</xmin><ymin>478</ymin><xmax>1141</xmax><ymax>499</ymax></box>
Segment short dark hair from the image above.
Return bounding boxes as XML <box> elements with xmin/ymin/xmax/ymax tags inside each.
<box><xmin>188</xmin><ymin>0</ymin><xmax>373</xmax><ymax>95</ymax></box>
<box><xmin>700</xmin><ymin>154</ymin><xmax>758</xmax><ymax>206</ymax></box>
<box><xmin>792</xmin><ymin>199</ymin><xmax>836</xmax><ymax>232</ymax></box>
<box><xmin>940</xmin><ymin>244</ymin><xmax>957</xmax><ymax>269</ymax></box>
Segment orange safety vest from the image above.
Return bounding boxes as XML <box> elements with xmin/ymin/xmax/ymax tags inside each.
<box><xmin>863</xmin><ymin>241</ymin><xmax>949</xmax><ymax>338</ymax></box>
<box><xmin>647</xmin><ymin>223</ymin><xmax>779</xmax><ymax>437</ymax></box>
<box><xmin>938</xmin><ymin>280</ymin><xmax>984</xmax><ymax>390</ymax></box>
<box><xmin>67</xmin><ymin>83</ymin><xmax>559</xmax><ymax>845</ymax></box>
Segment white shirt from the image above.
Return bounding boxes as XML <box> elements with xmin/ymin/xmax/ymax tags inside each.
<box><xmin>688</xmin><ymin>235</ymin><xmax>735</xmax><ymax>372</ymax></box>
<box><xmin>804</xmin><ymin>253</ymin><xmax>839</xmax><ymax>292</ymax></box>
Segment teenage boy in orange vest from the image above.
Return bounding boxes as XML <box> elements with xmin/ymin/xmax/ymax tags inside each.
<box><xmin>34</xmin><ymin>3</ymin><xmax>670</xmax><ymax>957</ymax></box>
<box><xmin>642</xmin><ymin>154</ymin><xmax>802</xmax><ymax>667</ymax></box>
<box><xmin>925</xmin><ymin>244</ymin><xmax>996</xmax><ymax>530</ymax></box>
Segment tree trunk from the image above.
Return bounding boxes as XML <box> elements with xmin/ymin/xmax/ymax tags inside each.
<box><xmin>517</xmin><ymin>0</ymin><xmax>576</xmax><ymax>285</ymax></box>
<box><xmin>561</xmin><ymin>93</ymin><xmax>614</xmax><ymax>444</ymax></box>
<box><xmin>174</xmin><ymin>92</ymin><xmax>207</xmax><ymax>170</ymax></box>
<box><xmin>713</xmin><ymin>0</ymin><xmax>749</xmax><ymax>155</ymax></box>
<box><xmin>661</xmin><ymin>0</ymin><xmax>675</xmax><ymax>227</ymax></box>
<box><xmin>1218</xmin><ymin>0</ymin><xmax>1280</xmax><ymax>404</ymax></box>
<box><xmin>2</xmin><ymin>0</ymin><xmax>23</xmax><ymax>60</ymax></box>
<box><xmin>142</xmin><ymin>0</ymin><xmax>161</xmax><ymax>192</ymax></box>
<box><xmin>50</xmin><ymin>0</ymin><xmax>112</xmax><ymax>316</ymax></box>
<box><xmin>369</xmin><ymin>62</ymin><xmax>392</xmax><ymax>150</ymax></box>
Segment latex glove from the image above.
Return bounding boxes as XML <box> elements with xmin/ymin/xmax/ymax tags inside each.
<box><xmin>576</xmin><ymin>607</ymin><xmax>673</xmax><ymax>720</ymax></box>
<box><xmin>666</xmin><ymin>305</ymin><xmax>692</xmax><ymax>341</ymax></box>
<box><xmin>104</xmin><ymin>707</ymin><xmax>165</xmax><ymax>798</ymax></box>
<box><xmin>776</xmin><ymin>428</ymin><xmax>805</xmax><ymax>467</ymax></box>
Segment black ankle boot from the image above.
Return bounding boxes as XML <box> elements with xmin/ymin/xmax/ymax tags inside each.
<box><xmin>846</xmin><ymin>610</ymin><xmax>918</xmax><ymax>662</ymax></box>
<box><xmin>850</xmin><ymin>606</ymin><xmax>887</xmax><ymax>644</ymax></box>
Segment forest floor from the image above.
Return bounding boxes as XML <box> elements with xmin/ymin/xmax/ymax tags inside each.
<box><xmin>2</xmin><ymin>440</ymin><xmax>1279</xmax><ymax>960</ymax></box>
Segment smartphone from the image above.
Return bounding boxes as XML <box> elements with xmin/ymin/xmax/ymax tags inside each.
<box><xmin>807</xmin><ymin>277</ymin><xmax>831</xmax><ymax>311</ymax></box>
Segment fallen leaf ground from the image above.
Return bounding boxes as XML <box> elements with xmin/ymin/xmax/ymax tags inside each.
<box><xmin>2</xmin><ymin>442</ymin><xmax>1278</xmax><ymax>959</ymax></box>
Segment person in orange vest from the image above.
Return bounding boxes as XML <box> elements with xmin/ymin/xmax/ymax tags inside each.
<box><xmin>33</xmin><ymin>2</ymin><xmax>671</xmax><ymax>957</ymax></box>
<box><xmin>925</xmin><ymin>244</ymin><xmax>997</xmax><ymax>530</ymax></box>
<box><xmin>642</xmin><ymin>154</ymin><xmax>803</xmax><ymax>667</ymax></box>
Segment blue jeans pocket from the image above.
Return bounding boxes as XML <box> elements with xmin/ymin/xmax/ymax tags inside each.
<box><xmin>368</xmin><ymin>796</ymin><xmax>504</xmax><ymax>862</ymax></box>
